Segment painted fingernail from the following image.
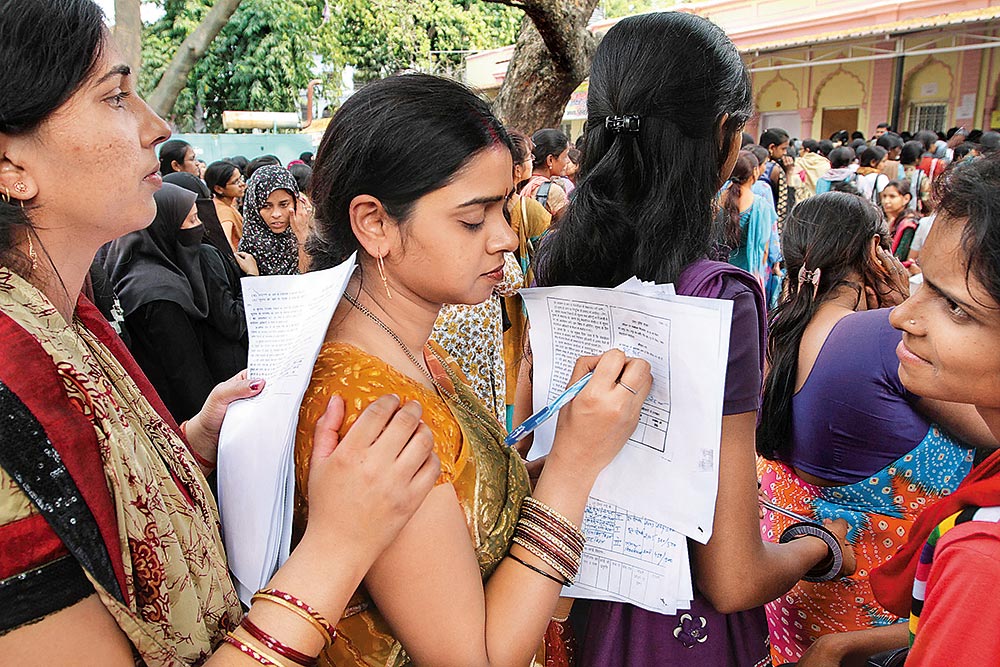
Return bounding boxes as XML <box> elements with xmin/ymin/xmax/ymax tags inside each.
<box><xmin>249</xmin><ymin>380</ymin><xmax>264</xmax><ymax>391</ymax></box>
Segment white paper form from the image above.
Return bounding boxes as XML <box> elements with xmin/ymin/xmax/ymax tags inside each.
<box><xmin>520</xmin><ymin>285</ymin><xmax>732</xmax><ymax>543</ymax></box>
<box><xmin>566</xmin><ymin>500</ymin><xmax>692</xmax><ymax>614</ymax></box>
<box><xmin>218</xmin><ymin>255</ymin><xmax>356</xmax><ymax>605</ymax></box>
<box><xmin>520</xmin><ymin>282</ymin><xmax>732</xmax><ymax>613</ymax></box>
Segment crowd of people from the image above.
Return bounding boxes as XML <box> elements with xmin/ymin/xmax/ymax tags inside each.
<box><xmin>2</xmin><ymin>1</ymin><xmax>1000</xmax><ymax>666</ymax></box>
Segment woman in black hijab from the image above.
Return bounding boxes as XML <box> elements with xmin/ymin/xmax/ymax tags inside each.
<box><xmin>163</xmin><ymin>172</ymin><xmax>252</xmax><ymax>378</ymax></box>
<box><xmin>163</xmin><ymin>171</ymin><xmax>259</xmax><ymax>277</ymax></box>
<box><xmin>104</xmin><ymin>183</ymin><xmax>247</xmax><ymax>422</ymax></box>
<box><xmin>238</xmin><ymin>165</ymin><xmax>308</xmax><ymax>275</ymax></box>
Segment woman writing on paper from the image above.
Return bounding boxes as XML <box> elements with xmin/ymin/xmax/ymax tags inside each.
<box><xmin>534</xmin><ymin>12</ymin><xmax>855</xmax><ymax>665</ymax></box>
<box><xmin>293</xmin><ymin>73</ymin><xmax>652</xmax><ymax>667</ymax></box>
<box><xmin>0</xmin><ymin>2</ymin><xmax>444</xmax><ymax>664</ymax></box>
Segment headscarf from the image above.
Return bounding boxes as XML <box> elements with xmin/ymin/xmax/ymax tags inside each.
<box><xmin>164</xmin><ymin>171</ymin><xmax>240</xmax><ymax>271</ymax></box>
<box><xmin>237</xmin><ymin>164</ymin><xmax>300</xmax><ymax>275</ymax></box>
<box><xmin>103</xmin><ymin>182</ymin><xmax>209</xmax><ymax>319</ymax></box>
<box><xmin>163</xmin><ymin>170</ymin><xmax>211</xmax><ymax>199</ymax></box>
<box><xmin>872</xmin><ymin>447</ymin><xmax>1000</xmax><ymax>616</ymax></box>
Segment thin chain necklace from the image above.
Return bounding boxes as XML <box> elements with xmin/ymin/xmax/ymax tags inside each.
<box><xmin>342</xmin><ymin>289</ymin><xmax>500</xmax><ymax>433</ymax></box>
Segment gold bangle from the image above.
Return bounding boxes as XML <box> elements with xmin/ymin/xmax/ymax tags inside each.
<box><xmin>512</xmin><ymin>536</ymin><xmax>577</xmax><ymax>583</ymax></box>
<box><xmin>522</xmin><ymin>512</ymin><xmax>586</xmax><ymax>552</ymax></box>
<box><xmin>522</xmin><ymin>497</ymin><xmax>584</xmax><ymax>544</ymax></box>
<box><xmin>518</xmin><ymin>516</ymin><xmax>585</xmax><ymax>562</ymax></box>
<box><xmin>230</xmin><ymin>628</ymin><xmax>297</xmax><ymax>667</ymax></box>
<box><xmin>515</xmin><ymin>520</ymin><xmax>582</xmax><ymax>577</ymax></box>
<box><xmin>514</xmin><ymin>532</ymin><xmax>578</xmax><ymax>582</ymax></box>
<box><xmin>225</xmin><ymin>630</ymin><xmax>285</xmax><ymax>666</ymax></box>
<box><xmin>256</xmin><ymin>588</ymin><xmax>337</xmax><ymax>637</ymax></box>
<box><xmin>251</xmin><ymin>593</ymin><xmax>333</xmax><ymax>646</ymax></box>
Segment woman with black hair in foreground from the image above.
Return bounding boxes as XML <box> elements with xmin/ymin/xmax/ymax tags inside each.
<box><xmin>535</xmin><ymin>12</ymin><xmax>854</xmax><ymax>666</ymax></box>
<box><xmin>0</xmin><ymin>2</ymin><xmax>441</xmax><ymax>664</ymax></box>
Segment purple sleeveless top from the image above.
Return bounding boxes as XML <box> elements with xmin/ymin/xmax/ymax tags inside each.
<box><xmin>785</xmin><ymin>307</ymin><xmax>929</xmax><ymax>484</ymax></box>
<box><xmin>580</xmin><ymin>259</ymin><xmax>772</xmax><ymax>667</ymax></box>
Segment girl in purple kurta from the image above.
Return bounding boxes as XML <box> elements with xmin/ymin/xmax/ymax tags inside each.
<box><xmin>756</xmin><ymin>193</ymin><xmax>985</xmax><ymax>663</ymax></box>
<box><xmin>535</xmin><ymin>12</ymin><xmax>856</xmax><ymax>666</ymax></box>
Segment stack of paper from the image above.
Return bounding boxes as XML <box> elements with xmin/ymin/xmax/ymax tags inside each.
<box><xmin>520</xmin><ymin>280</ymin><xmax>732</xmax><ymax>614</ymax></box>
<box><xmin>217</xmin><ymin>255</ymin><xmax>356</xmax><ymax>605</ymax></box>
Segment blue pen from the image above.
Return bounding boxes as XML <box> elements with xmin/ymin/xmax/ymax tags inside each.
<box><xmin>504</xmin><ymin>372</ymin><xmax>594</xmax><ymax>447</ymax></box>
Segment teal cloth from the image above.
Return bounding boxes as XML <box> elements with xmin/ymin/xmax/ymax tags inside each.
<box><xmin>728</xmin><ymin>195</ymin><xmax>776</xmax><ymax>283</ymax></box>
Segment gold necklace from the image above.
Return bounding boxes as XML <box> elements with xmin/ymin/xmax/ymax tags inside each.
<box><xmin>342</xmin><ymin>290</ymin><xmax>500</xmax><ymax>433</ymax></box>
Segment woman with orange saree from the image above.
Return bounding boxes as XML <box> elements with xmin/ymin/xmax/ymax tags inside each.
<box><xmin>292</xmin><ymin>73</ymin><xmax>652</xmax><ymax>667</ymax></box>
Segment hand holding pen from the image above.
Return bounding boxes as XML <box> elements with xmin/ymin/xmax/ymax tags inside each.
<box><xmin>504</xmin><ymin>372</ymin><xmax>594</xmax><ymax>447</ymax></box>
<box><xmin>507</xmin><ymin>339</ymin><xmax>649</xmax><ymax>448</ymax></box>
<box><xmin>539</xmin><ymin>349</ymin><xmax>653</xmax><ymax>484</ymax></box>
<box><xmin>510</xmin><ymin>350</ymin><xmax>652</xmax><ymax>479</ymax></box>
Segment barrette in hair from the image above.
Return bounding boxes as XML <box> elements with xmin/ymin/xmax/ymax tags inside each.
<box><xmin>605</xmin><ymin>115</ymin><xmax>641</xmax><ymax>134</ymax></box>
<box><xmin>797</xmin><ymin>266</ymin><xmax>822</xmax><ymax>299</ymax></box>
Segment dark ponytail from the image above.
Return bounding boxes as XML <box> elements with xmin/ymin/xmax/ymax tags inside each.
<box><xmin>158</xmin><ymin>140</ymin><xmax>192</xmax><ymax>175</ymax></box>
<box><xmin>721</xmin><ymin>151</ymin><xmax>759</xmax><ymax>246</ymax></box>
<box><xmin>536</xmin><ymin>12</ymin><xmax>752</xmax><ymax>288</ymax></box>
<box><xmin>757</xmin><ymin>192</ymin><xmax>889</xmax><ymax>459</ymax></box>
<box><xmin>530</xmin><ymin>129</ymin><xmax>569</xmax><ymax>169</ymax></box>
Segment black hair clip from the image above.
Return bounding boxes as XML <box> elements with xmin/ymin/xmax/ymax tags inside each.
<box><xmin>605</xmin><ymin>115</ymin><xmax>641</xmax><ymax>134</ymax></box>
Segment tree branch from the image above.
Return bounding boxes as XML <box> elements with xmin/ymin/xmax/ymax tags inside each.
<box><xmin>112</xmin><ymin>0</ymin><xmax>143</xmax><ymax>74</ymax></box>
<box><xmin>147</xmin><ymin>0</ymin><xmax>244</xmax><ymax>119</ymax></box>
<box><xmin>483</xmin><ymin>0</ymin><xmax>600</xmax><ymax>132</ymax></box>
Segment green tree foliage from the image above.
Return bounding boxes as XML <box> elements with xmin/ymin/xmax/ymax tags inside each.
<box><xmin>326</xmin><ymin>0</ymin><xmax>519</xmax><ymax>84</ymax></box>
<box><xmin>141</xmin><ymin>0</ymin><xmax>519</xmax><ymax>131</ymax></box>
<box><xmin>599</xmin><ymin>0</ymin><xmax>682</xmax><ymax>18</ymax></box>
<box><xmin>142</xmin><ymin>0</ymin><xmax>319</xmax><ymax>131</ymax></box>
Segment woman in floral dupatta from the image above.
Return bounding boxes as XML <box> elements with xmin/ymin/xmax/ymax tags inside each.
<box><xmin>503</xmin><ymin>129</ymin><xmax>552</xmax><ymax>431</ymax></box>
<box><xmin>293</xmin><ymin>73</ymin><xmax>651</xmax><ymax>667</ymax></box>
<box><xmin>0</xmin><ymin>2</ymin><xmax>444</xmax><ymax>664</ymax></box>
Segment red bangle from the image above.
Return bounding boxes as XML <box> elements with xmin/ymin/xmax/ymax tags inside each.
<box><xmin>222</xmin><ymin>633</ymin><xmax>279</xmax><ymax>666</ymax></box>
<box><xmin>241</xmin><ymin>617</ymin><xmax>317</xmax><ymax>666</ymax></box>
<box><xmin>179</xmin><ymin>420</ymin><xmax>216</xmax><ymax>469</ymax></box>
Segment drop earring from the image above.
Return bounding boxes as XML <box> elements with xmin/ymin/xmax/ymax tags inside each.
<box><xmin>377</xmin><ymin>249</ymin><xmax>392</xmax><ymax>300</ymax></box>
<box><xmin>26</xmin><ymin>228</ymin><xmax>38</xmax><ymax>272</ymax></box>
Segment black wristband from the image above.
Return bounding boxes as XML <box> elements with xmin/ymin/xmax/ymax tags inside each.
<box><xmin>507</xmin><ymin>552</ymin><xmax>570</xmax><ymax>587</ymax></box>
<box><xmin>778</xmin><ymin>521</ymin><xmax>845</xmax><ymax>582</ymax></box>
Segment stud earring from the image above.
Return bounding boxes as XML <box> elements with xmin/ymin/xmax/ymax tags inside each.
<box><xmin>376</xmin><ymin>249</ymin><xmax>392</xmax><ymax>300</ymax></box>
<box><xmin>13</xmin><ymin>182</ymin><xmax>27</xmax><ymax>194</ymax></box>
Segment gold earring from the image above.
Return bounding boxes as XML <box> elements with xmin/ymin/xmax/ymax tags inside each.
<box><xmin>1</xmin><ymin>186</ymin><xmax>9</xmax><ymax>205</ymax></box>
<box><xmin>376</xmin><ymin>249</ymin><xmax>392</xmax><ymax>300</ymax></box>
<box><xmin>26</xmin><ymin>229</ymin><xmax>38</xmax><ymax>272</ymax></box>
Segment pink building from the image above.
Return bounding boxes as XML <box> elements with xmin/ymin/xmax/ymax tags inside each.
<box><xmin>464</xmin><ymin>0</ymin><xmax>1000</xmax><ymax>141</ymax></box>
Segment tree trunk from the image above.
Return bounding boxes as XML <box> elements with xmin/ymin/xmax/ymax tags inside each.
<box><xmin>147</xmin><ymin>0</ymin><xmax>245</xmax><ymax>119</ymax></box>
<box><xmin>112</xmin><ymin>0</ymin><xmax>143</xmax><ymax>74</ymax></box>
<box><xmin>483</xmin><ymin>0</ymin><xmax>600</xmax><ymax>132</ymax></box>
